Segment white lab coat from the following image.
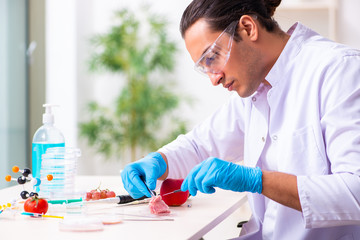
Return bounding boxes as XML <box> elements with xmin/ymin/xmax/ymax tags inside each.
<box><xmin>159</xmin><ymin>22</ymin><xmax>360</xmax><ymax>239</ymax></box>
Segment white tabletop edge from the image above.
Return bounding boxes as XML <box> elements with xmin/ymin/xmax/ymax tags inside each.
<box><xmin>188</xmin><ymin>193</ymin><xmax>248</xmax><ymax>240</ymax></box>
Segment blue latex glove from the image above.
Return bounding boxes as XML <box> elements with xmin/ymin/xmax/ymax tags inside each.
<box><xmin>181</xmin><ymin>157</ymin><xmax>262</xmax><ymax>196</ymax></box>
<box><xmin>121</xmin><ymin>152</ymin><xmax>167</xmax><ymax>199</ymax></box>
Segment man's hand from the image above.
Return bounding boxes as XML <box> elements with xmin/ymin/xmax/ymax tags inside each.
<box><xmin>121</xmin><ymin>152</ymin><xmax>167</xmax><ymax>199</ymax></box>
<box><xmin>181</xmin><ymin>157</ymin><xmax>262</xmax><ymax>196</ymax></box>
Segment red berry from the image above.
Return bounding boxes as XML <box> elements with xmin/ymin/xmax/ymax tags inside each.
<box><xmin>106</xmin><ymin>191</ymin><xmax>116</xmax><ymax>198</ymax></box>
<box><xmin>100</xmin><ymin>190</ymin><xmax>107</xmax><ymax>199</ymax></box>
<box><xmin>92</xmin><ymin>191</ymin><xmax>100</xmax><ymax>200</ymax></box>
<box><xmin>86</xmin><ymin>192</ymin><xmax>92</xmax><ymax>201</ymax></box>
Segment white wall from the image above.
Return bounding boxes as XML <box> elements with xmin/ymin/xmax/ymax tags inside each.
<box><xmin>44</xmin><ymin>0</ymin><xmax>360</xmax><ymax>175</ymax></box>
<box><xmin>46</xmin><ymin>0</ymin><xmax>77</xmax><ymax>147</ymax></box>
<box><xmin>337</xmin><ymin>0</ymin><xmax>360</xmax><ymax>49</ymax></box>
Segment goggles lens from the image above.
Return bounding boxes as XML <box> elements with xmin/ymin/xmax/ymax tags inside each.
<box><xmin>195</xmin><ymin>21</ymin><xmax>238</xmax><ymax>74</ymax></box>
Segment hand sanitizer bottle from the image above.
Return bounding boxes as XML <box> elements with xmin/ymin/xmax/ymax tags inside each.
<box><xmin>32</xmin><ymin>104</ymin><xmax>65</xmax><ymax>178</ymax></box>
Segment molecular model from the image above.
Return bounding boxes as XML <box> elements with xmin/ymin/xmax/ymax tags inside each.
<box><xmin>5</xmin><ymin>166</ymin><xmax>53</xmax><ymax>200</ymax></box>
<box><xmin>0</xmin><ymin>202</ymin><xmax>13</xmax><ymax>214</ymax></box>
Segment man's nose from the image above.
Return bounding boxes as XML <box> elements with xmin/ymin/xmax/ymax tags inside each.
<box><xmin>208</xmin><ymin>72</ymin><xmax>223</xmax><ymax>86</ymax></box>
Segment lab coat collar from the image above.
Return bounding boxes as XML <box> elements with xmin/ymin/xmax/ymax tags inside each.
<box><xmin>265</xmin><ymin>22</ymin><xmax>319</xmax><ymax>88</ymax></box>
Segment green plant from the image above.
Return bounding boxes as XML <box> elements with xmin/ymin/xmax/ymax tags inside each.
<box><xmin>79</xmin><ymin>8</ymin><xmax>187</xmax><ymax>162</ymax></box>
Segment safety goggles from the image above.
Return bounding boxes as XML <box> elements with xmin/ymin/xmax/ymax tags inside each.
<box><xmin>194</xmin><ymin>21</ymin><xmax>238</xmax><ymax>75</ymax></box>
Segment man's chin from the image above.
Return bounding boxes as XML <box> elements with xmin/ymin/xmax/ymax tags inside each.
<box><xmin>236</xmin><ymin>90</ymin><xmax>252</xmax><ymax>98</ymax></box>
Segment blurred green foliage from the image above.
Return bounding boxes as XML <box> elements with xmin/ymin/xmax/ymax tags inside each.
<box><xmin>79</xmin><ymin>8</ymin><xmax>187</xmax><ymax>162</ymax></box>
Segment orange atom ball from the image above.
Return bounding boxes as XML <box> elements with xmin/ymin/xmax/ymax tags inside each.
<box><xmin>12</xmin><ymin>166</ymin><xmax>19</xmax><ymax>173</ymax></box>
<box><xmin>47</xmin><ymin>175</ymin><xmax>53</xmax><ymax>181</ymax></box>
<box><xmin>5</xmin><ymin>175</ymin><xmax>12</xmax><ymax>182</ymax></box>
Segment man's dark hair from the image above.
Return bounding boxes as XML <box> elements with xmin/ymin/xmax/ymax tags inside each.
<box><xmin>180</xmin><ymin>0</ymin><xmax>282</xmax><ymax>40</ymax></box>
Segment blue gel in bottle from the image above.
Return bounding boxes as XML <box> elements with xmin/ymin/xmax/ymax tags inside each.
<box><xmin>32</xmin><ymin>104</ymin><xmax>65</xmax><ymax>178</ymax></box>
<box><xmin>32</xmin><ymin>142</ymin><xmax>65</xmax><ymax>178</ymax></box>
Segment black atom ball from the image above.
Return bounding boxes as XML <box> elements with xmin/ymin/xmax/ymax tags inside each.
<box><xmin>22</xmin><ymin>168</ymin><xmax>31</xmax><ymax>177</ymax></box>
<box><xmin>29</xmin><ymin>192</ymin><xmax>39</xmax><ymax>197</ymax></box>
<box><xmin>20</xmin><ymin>190</ymin><xmax>29</xmax><ymax>199</ymax></box>
<box><xmin>17</xmin><ymin>176</ymin><xmax>26</xmax><ymax>184</ymax></box>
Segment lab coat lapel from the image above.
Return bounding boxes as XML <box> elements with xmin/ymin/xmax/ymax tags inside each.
<box><xmin>246</xmin><ymin>96</ymin><xmax>269</xmax><ymax>168</ymax></box>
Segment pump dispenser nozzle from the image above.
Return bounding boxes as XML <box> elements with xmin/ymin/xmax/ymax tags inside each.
<box><xmin>42</xmin><ymin>104</ymin><xmax>59</xmax><ymax>124</ymax></box>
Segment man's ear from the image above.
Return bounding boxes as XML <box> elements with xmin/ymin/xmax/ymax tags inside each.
<box><xmin>239</xmin><ymin>15</ymin><xmax>258</xmax><ymax>42</ymax></box>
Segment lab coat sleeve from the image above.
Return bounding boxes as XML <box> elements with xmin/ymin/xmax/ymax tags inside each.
<box><xmin>298</xmin><ymin>53</ymin><xmax>360</xmax><ymax>228</ymax></box>
<box><xmin>158</xmin><ymin>93</ymin><xmax>246</xmax><ymax>179</ymax></box>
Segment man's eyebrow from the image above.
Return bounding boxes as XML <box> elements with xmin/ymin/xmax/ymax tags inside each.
<box><xmin>201</xmin><ymin>46</ymin><xmax>211</xmax><ymax>56</ymax></box>
<box><xmin>200</xmin><ymin>43</ymin><xmax>215</xmax><ymax>58</ymax></box>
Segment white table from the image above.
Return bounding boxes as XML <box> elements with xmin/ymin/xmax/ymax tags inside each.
<box><xmin>0</xmin><ymin>176</ymin><xmax>247</xmax><ymax>240</ymax></box>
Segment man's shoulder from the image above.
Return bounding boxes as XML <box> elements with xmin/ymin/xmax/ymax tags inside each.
<box><xmin>297</xmin><ymin>23</ymin><xmax>360</xmax><ymax>62</ymax></box>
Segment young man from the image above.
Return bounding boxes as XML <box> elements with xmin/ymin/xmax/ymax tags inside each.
<box><xmin>121</xmin><ymin>0</ymin><xmax>360</xmax><ymax>238</ymax></box>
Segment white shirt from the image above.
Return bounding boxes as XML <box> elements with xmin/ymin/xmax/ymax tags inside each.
<box><xmin>159</xmin><ymin>22</ymin><xmax>360</xmax><ymax>239</ymax></box>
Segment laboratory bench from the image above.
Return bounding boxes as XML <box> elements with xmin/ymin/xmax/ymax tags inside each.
<box><xmin>0</xmin><ymin>175</ymin><xmax>247</xmax><ymax>240</ymax></box>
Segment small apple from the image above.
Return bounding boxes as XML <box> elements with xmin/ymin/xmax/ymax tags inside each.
<box><xmin>160</xmin><ymin>178</ymin><xmax>189</xmax><ymax>206</ymax></box>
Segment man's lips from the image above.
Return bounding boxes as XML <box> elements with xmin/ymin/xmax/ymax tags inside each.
<box><xmin>224</xmin><ymin>80</ymin><xmax>234</xmax><ymax>90</ymax></box>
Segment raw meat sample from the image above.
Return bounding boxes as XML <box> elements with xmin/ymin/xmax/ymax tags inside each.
<box><xmin>149</xmin><ymin>195</ymin><xmax>170</xmax><ymax>215</ymax></box>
